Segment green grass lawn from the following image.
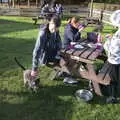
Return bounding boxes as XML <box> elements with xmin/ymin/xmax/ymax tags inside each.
<box><xmin>0</xmin><ymin>16</ymin><xmax>120</xmax><ymax>120</ymax></box>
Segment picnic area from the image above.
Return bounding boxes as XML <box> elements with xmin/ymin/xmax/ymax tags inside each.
<box><xmin>0</xmin><ymin>0</ymin><xmax>120</xmax><ymax>120</ymax></box>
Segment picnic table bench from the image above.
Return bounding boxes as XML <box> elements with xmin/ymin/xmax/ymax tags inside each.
<box><xmin>55</xmin><ymin>40</ymin><xmax>110</xmax><ymax>96</ymax></box>
<box><xmin>32</xmin><ymin>16</ymin><xmax>44</xmax><ymax>25</ymax></box>
<box><xmin>32</xmin><ymin>12</ymin><xmax>57</xmax><ymax>25</ymax></box>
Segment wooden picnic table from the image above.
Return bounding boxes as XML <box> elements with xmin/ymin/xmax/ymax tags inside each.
<box><xmin>32</xmin><ymin>12</ymin><xmax>57</xmax><ymax>25</ymax></box>
<box><xmin>57</xmin><ymin>40</ymin><xmax>110</xmax><ymax>96</ymax></box>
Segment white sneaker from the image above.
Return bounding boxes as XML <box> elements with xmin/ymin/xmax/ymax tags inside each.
<box><xmin>63</xmin><ymin>77</ymin><xmax>79</xmax><ymax>84</ymax></box>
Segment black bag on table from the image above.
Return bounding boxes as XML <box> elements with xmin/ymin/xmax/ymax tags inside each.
<box><xmin>87</xmin><ymin>32</ymin><xmax>98</xmax><ymax>43</ymax></box>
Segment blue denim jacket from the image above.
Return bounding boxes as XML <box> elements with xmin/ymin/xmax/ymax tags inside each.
<box><xmin>32</xmin><ymin>29</ymin><xmax>62</xmax><ymax>71</ymax></box>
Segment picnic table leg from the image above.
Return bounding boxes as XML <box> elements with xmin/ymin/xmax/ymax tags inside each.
<box><xmin>92</xmin><ymin>81</ymin><xmax>103</xmax><ymax>96</ymax></box>
<box><xmin>34</xmin><ymin>19</ymin><xmax>37</xmax><ymax>25</ymax></box>
<box><xmin>87</xmin><ymin>64</ymin><xmax>103</xmax><ymax>96</ymax></box>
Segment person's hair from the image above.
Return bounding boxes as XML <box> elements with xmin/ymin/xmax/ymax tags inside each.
<box><xmin>50</xmin><ymin>15</ymin><xmax>61</xmax><ymax>27</ymax></box>
<box><xmin>44</xmin><ymin>15</ymin><xmax>61</xmax><ymax>38</ymax></box>
<box><xmin>68</xmin><ymin>17</ymin><xmax>79</xmax><ymax>24</ymax></box>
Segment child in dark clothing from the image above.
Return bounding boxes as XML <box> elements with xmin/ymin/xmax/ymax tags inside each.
<box><xmin>63</xmin><ymin>17</ymin><xmax>85</xmax><ymax>49</ymax></box>
<box><xmin>57</xmin><ymin>17</ymin><xmax>85</xmax><ymax>83</ymax></box>
<box><xmin>31</xmin><ymin>16</ymin><xmax>62</xmax><ymax>77</ymax></box>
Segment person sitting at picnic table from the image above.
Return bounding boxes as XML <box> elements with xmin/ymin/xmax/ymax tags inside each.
<box><xmin>63</xmin><ymin>17</ymin><xmax>85</xmax><ymax>49</ymax></box>
<box><xmin>54</xmin><ymin>17</ymin><xmax>86</xmax><ymax>83</ymax></box>
<box><xmin>31</xmin><ymin>16</ymin><xmax>62</xmax><ymax>77</ymax></box>
<box><xmin>41</xmin><ymin>4</ymin><xmax>50</xmax><ymax>14</ymax></box>
<box><xmin>103</xmin><ymin>10</ymin><xmax>120</xmax><ymax>103</ymax></box>
<box><xmin>55</xmin><ymin>4</ymin><xmax>63</xmax><ymax>17</ymax></box>
<box><xmin>40</xmin><ymin>4</ymin><xmax>52</xmax><ymax>20</ymax></box>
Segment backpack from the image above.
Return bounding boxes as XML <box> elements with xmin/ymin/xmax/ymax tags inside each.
<box><xmin>87</xmin><ymin>32</ymin><xmax>98</xmax><ymax>43</ymax></box>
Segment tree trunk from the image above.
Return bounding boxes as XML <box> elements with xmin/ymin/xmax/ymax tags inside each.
<box><xmin>36</xmin><ymin>0</ymin><xmax>38</xmax><ymax>7</ymax></box>
<box><xmin>12</xmin><ymin>0</ymin><xmax>15</xmax><ymax>7</ymax></box>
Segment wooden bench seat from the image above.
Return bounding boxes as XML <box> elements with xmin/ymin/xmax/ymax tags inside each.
<box><xmin>32</xmin><ymin>16</ymin><xmax>44</xmax><ymax>25</ymax></box>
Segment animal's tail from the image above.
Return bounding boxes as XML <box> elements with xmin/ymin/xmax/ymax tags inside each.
<box><xmin>14</xmin><ymin>57</ymin><xmax>26</xmax><ymax>70</ymax></box>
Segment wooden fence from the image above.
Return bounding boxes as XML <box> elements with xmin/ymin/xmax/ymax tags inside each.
<box><xmin>0</xmin><ymin>6</ymin><xmax>117</xmax><ymax>25</ymax></box>
<box><xmin>93</xmin><ymin>9</ymin><xmax>113</xmax><ymax>25</ymax></box>
<box><xmin>0</xmin><ymin>5</ymin><xmax>90</xmax><ymax>17</ymax></box>
<box><xmin>0</xmin><ymin>8</ymin><xmax>20</xmax><ymax>16</ymax></box>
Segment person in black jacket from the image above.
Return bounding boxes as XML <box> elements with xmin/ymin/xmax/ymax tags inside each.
<box><xmin>63</xmin><ymin>17</ymin><xmax>85</xmax><ymax>49</ymax></box>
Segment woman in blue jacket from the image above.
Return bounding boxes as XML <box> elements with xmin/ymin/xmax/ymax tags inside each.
<box><xmin>31</xmin><ymin>16</ymin><xmax>62</xmax><ymax>76</ymax></box>
<box><xmin>63</xmin><ymin>17</ymin><xmax>85</xmax><ymax>49</ymax></box>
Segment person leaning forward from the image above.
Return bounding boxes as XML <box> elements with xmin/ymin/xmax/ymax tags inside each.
<box><xmin>31</xmin><ymin>16</ymin><xmax>62</xmax><ymax>77</ymax></box>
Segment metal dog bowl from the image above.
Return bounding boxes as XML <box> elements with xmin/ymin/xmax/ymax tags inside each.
<box><xmin>75</xmin><ymin>89</ymin><xmax>93</xmax><ymax>102</ymax></box>
<box><xmin>63</xmin><ymin>77</ymin><xmax>79</xmax><ymax>84</ymax></box>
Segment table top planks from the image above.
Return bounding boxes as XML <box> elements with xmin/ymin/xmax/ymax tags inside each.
<box><xmin>60</xmin><ymin>42</ymin><xmax>103</xmax><ymax>64</ymax></box>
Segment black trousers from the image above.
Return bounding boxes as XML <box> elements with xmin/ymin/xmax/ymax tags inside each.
<box><xmin>107</xmin><ymin>62</ymin><xmax>120</xmax><ymax>97</ymax></box>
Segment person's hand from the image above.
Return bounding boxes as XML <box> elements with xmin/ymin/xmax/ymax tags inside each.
<box><xmin>105</xmin><ymin>34</ymin><xmax>112</xmax><ymax>39</ymax></box>
<box><xmin>78</xmin><ymin>25</ymin><xmax>85</xmax><ymax>32</ymax></box>
<box><xmin>31</xmin><ymin>70</ymin><xmax>38</xmax><ymax>77</ymax></box>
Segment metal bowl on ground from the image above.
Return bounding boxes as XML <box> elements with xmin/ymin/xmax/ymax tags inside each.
<box><xmin>75</xmin><ymin>89</ymin><xmax>93</xmax><ymax>102</ymax></box>
<box><xmin>63</xmin><ymin>77</ymin><xmax>79</xmax><ymax>84</ymax></box>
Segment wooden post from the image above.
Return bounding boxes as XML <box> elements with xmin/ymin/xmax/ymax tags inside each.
<box><xmin>8</xmin><ymin>0</ymin><xmax>12</xmax><ymax>8</ymax></box>
<box><xmin>28</xmin><ymin>0</ymin><xmax>30</xmax><ymax>7</ymax></box>
<box><xmin>18</xmin><ymin>0</ymin><xmax>20</xmax><ymax>8</ymax></box>
<box><xmin>89</xmin><ymin>0</ymin><xmax>94</xmax><ymax>17</ymax></box>
<box><xmin>100</xmin><ymin>3</ymin><xmax>106</xmax><ymax>22</ymax></box>
<box><xmin>12</xmin><ymin>0</ymin><xmax>15</xmax><ymax>7</ymax></box>
<box><xmin>8</xmin><ymin>0</ymin><xmax>10</xmax><ymax>7</ymax></box>
<box><xmin>36</xmin><ymin>0</ymin><xmax>38</xmax><ymax>7</ymax></box>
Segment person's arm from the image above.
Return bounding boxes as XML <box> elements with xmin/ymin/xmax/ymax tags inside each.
<box><xmin>32</xmin><ymin>31</ymin><xmax>46</xmax><ymax>71</ymax></box>
<box><xmin>63</xmin><ymin>29</ymin><xmax>80</xmax><ymax>48</ymax></box>
<box><xmin>109</xmin><ymin>37</ymin><xmax>120</xmax><ymax>58</ymax></box>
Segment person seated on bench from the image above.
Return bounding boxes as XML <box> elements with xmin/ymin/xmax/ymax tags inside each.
<box><xmin>103</xmin><ymin>10</ymin><xmax>120</xmax><ymax>103</ymax></box>
<box><xmin>40</xmin><ymin>4</ymin><xmax>52</xmax><ymax>20</ymax></box>
<box><xmin>41</xmin><ymin>4</ymin><xmax>50</xmax><ymax>14</ymax></box>
<box><xmin>31</xmin><ymin>16</ymin><xmax>62</xmax><ymax>77</ymax></box>
<box><xmin>55</xmin><ymin>17</ymin><xmax>86</xmax><ymax>83</ymax></box>
<box><xmin>55</xmin><ymin>4</ymin><xmax>63</xmax><ymax>18</ymax></box>
<box><xmin>63</xmin><ymin>17</ymin><xmax>85</xmax><ymax>49</ymax></box>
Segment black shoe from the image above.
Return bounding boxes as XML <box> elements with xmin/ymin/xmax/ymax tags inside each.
<box><xmin>106</xmin><ymin>96</ymin><xmax>118</xmax><ymax>104</ymax></box>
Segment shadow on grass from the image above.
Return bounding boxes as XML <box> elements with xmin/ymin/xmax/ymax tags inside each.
<box><xmin>0</xmin><ymin>37</ymin><xmax>35</xmax><ymax>73</ymax></box>
<box><xmin>0</xmin><ymin>84</ymin><xmax>82</xmax><ymax>120</ymax></box>
<box><xmin>0</xmin><ymin>19</ymin><xmax>37</xmax><ymax>35</ymax></box>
